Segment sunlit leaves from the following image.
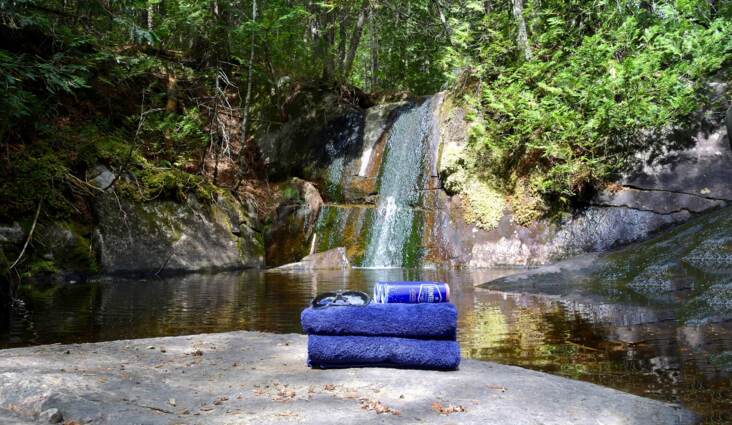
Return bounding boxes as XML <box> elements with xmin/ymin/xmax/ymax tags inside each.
<box><xmin>454</xmin><ymin>0</ymin><xmax>732</xmax><ymax>203</ymax></box>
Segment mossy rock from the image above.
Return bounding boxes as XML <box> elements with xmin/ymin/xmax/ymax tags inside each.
<box><xmin>93</xmin><ymin>192</ymin><xmax>262</xmax><ymax>274</ymax></box>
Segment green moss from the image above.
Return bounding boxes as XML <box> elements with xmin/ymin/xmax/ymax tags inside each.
<box><xmin>23</xmin><ymin>259</ymin><xmax>58</xmax><ymax>277</ymax></box>
<box><xmin>281</xmin><ymin>185</ymin><xmax>300</xmax><ymax>201</ymax></box>
<box><xmin>461</xmin><ymin>178</ymin><xmax>505</xmax><ymax>231</ymax></box>
<box><xmin>509</xmin><ymin>182</ymin><xmax>547</xmax><ymax>227</ymax></box>
<box><xmin>64</xmin><ymin>239</ymin><xmax>97</xmax><ymax>274</ymax></box>
<box><xmin>402</xmin><ymin>210</ymin><xmax>424</xmax><ymax>267</ymax></box>
<box><xmin>315</xmin><ymin>206</ymin><xmax>342</xmax><ymax>252</ymax></box>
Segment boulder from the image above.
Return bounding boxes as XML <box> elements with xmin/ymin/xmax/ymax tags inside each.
<box><xmin>482</xmin><ymin>205</ymin><xmax>732</xmax><ymax>324</ymax></box>
<box><xmin>274</xmin><ymin>247</ymin><xmax>350</xmax><ymax>271</ymax></box>
<box><xmin>93</xmin><ymin>192</ymin><xmax>263</xmax><ymax>274</ymax></box>
<box><xmin>0</xmin><ymin>331</ymin><xmax>697</xmax><ymax>425</ymax></box>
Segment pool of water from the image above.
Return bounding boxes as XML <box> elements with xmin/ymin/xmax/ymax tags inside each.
<box><xmin>2</xmin><ymin>268</ymin><xmax>731</xmax><ymax>423</ymax></box>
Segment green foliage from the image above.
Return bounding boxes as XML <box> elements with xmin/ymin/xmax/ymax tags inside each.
<box><xmin>2</xmin><ymin>0</ymin><xmax>731</xmax><ymax>233</ymax></box>
<box><xmin>445</xmin><ymin>0</ymin><xmax>732</xmax><ymax>205</ymax></box>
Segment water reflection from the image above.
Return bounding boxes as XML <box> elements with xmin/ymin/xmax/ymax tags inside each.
<box><xmin>1</xmin><ymin>268</ymin><xmax>730</xmax><ymax>422</ymax></box>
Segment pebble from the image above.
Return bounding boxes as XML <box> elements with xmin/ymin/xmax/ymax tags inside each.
<box><xmin>38</xmin><ymin>408</ymin><xmax>63</xmax><ymax>423</ymax></box>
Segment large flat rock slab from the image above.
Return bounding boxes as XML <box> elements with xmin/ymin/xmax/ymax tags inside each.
<box><xmin>0</xmin><ymin>331</ymin><xmax>694</xmax><ymax>424</ymax></box>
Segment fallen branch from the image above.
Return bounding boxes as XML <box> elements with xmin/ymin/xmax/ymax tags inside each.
<box><xmin>8</xmin><ymin>202</ymin><xmax>41</xmax><ymax>271</ymax></box>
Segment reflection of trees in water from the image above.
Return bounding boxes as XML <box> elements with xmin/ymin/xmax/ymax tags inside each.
<box><xmin>462</xmin><ymin>290</ymin><xmax>732</xmax><ymax>421</ymax></box>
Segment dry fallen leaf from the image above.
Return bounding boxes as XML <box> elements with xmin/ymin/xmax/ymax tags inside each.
<box><xmin>431</xmin><ymin>402</ymin><xmax>466</xmax><ymax>415</ymax></box>
<box><xmin>359</xmin><ymin>398</ymin><xmax>400</xmax><ymax>416</ymax></box>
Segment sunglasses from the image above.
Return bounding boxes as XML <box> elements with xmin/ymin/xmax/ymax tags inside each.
<box><xmin>311</xmin><ymin>290</ymin><xmax>371</xmax><ymax>309</ymax></box>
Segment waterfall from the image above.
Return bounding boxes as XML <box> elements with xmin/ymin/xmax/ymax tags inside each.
<box><xmin>361</xmin><ymin>96</ymin><xmax>440</xmax><ymax>267</ymax></box>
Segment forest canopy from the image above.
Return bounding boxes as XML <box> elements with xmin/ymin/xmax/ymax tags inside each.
<box><xmin>1</xmin><ymin>0</ymin><xmax>731</xmax><ymax>218</ymax></box>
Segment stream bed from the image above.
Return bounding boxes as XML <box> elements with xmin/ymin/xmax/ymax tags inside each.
<box><xmin>2</xmin><ymin>268</ymin><xmax>731</xmax><ymax>423</ymax></box>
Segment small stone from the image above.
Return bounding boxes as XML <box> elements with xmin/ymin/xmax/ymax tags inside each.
<box><xmin>147</xmin><ymin>346</ymin><xmax>155</xmax><ymax>350</ymax></box>
<box><xmin>38</xmin><ymin>408</ymin><xmax>63</xmax><ymax>423</ymax></box>
<box><xmin>169</xmin><ymin>398</ymin><xmax>176</xmax><ymax>406</ymax></box>
<box><xmin>160</xmin><ymin>347</ymin><xmax>167</xmax><ymax>353</ymax></box>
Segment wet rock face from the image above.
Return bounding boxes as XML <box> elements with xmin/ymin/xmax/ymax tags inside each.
<box><xmin>257</xmin><ymin>95</ymin><xmax>364</xmax><ymax>184</ymax></box>
<box><xmin>93</xmin><ymin>193</ymin><xmax>263</xmax><ymax>274</ymax></box>
<box><xmin>265</xmin><ymin>179</ymin><xmax>323</xmax><ymax>267</ymax></box>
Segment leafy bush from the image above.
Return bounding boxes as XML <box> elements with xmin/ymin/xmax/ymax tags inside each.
<box><xmin>444</xmin><ymin>0</ymin><xmax>732</xmax><ymax>208</ymax></box>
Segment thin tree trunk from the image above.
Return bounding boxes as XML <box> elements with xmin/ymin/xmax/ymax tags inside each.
<box><xmin>342</xmin><ymin>1</ymin><xmax>368</xmax><ymax>81</ymax></box>
<box><xmin>336</xmin><ymin>11</ymin><xmax>351</xmax><ymax>72</ymax></box>
<box><xmin>512</xmin><ymin>0</ymin><xmax>532</xmax><ymax>60</ymax></box>
<box><xmin>435</xmin><ymin>0</ymin><xmax>452</xmax><ymax>41</ymax></box>
<box><xmin>147</xmin><ymin>3</ymin><xmax>153</xmax><ymax>32</ymax></box>
<box><xmin>235</xmin><ymin>0</ymin><xmax>257</xmax><ymax>189</ymax></box>
<box><xmin>369</xmin><ymin>7</ymin><xmax>378</xmax><ymax>91</ymax></box>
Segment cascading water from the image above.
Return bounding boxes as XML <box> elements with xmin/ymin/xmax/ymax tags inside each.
<box><xmin>361</xmin><ymin>96</ymin><xmax>440</xmax><ymax>267</ymax></box>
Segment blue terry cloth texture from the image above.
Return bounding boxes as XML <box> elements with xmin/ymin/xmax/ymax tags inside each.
<box><xmin>300</xmin><ymin>303</ymin><xmax>458</xmax><ymax>340</ymax></box>
<box><xmin>307</xmin><ymin>335</ymin><xmax>461</xmax><ymax>370</ymax></box>
<box><xmin>302</xmin><ymin>303</ymin><xmax>460</xmax><ymax>370</ymax></box>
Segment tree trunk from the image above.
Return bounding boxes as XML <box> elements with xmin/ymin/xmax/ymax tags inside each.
<box><xmin>342</xmin><ymin>1</ymin><xmax>369</xmax><ymax>81</ymax></box>
<box><xmin>369</xmin><ymin>7</ymin><xmax>378</xmax><ymax>92</ymax></box>
<box><xmin>235</xmin><ymin>0</ymin><xmax>257</xmax><ymax>188</ymax></box>
<box><xmin>435</xmin><ymin>0</ymin><xmax>452</xmax><ymax>41</ymax></box>
<box><xmin>512</xmin><ymin>0</ymin><xmax>532</xmax><ymax>60</ymax></box>
<box><xmin>240</xmin><ymin>0</ymin><xmax>256</xmax><ymax>147</ymax></box>
<box><xmin>147</xmin><ymin>3</ymin><xmax>154</xmax><ymax>32</ymax></box>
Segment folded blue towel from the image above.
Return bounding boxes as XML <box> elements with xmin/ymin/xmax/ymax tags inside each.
<box><xmin>301</xmin><ymin>303</ymin><xmax>457</xmax><ymax>340</ymax></box>
<box><xmin>307</xmin><ymin>335</ymin><xmax>461</xmax><ymax>370</ymax></box>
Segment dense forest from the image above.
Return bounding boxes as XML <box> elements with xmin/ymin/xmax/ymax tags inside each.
<box><xmin>1</xmin><ymin>0</ymin><xmax>731</xmax><ymax>289</ymax></box>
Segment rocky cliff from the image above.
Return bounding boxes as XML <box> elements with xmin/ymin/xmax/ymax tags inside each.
<box><xmin>265</xmin><ymin>89</ymin><xmax>731</xmax><ymax>268</ymax></box>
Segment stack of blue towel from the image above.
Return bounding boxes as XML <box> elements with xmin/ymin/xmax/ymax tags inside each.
<box><xmin>301</xmin><ymin>303</ymin><xmax>460</xmax><ymax>370</ymax></box>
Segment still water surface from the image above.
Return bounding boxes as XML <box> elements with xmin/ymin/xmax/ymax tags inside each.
<box><xmin>2</xmin><ymin>268</ymin><xmax>731</xmax><ymax>423</ymax></box>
